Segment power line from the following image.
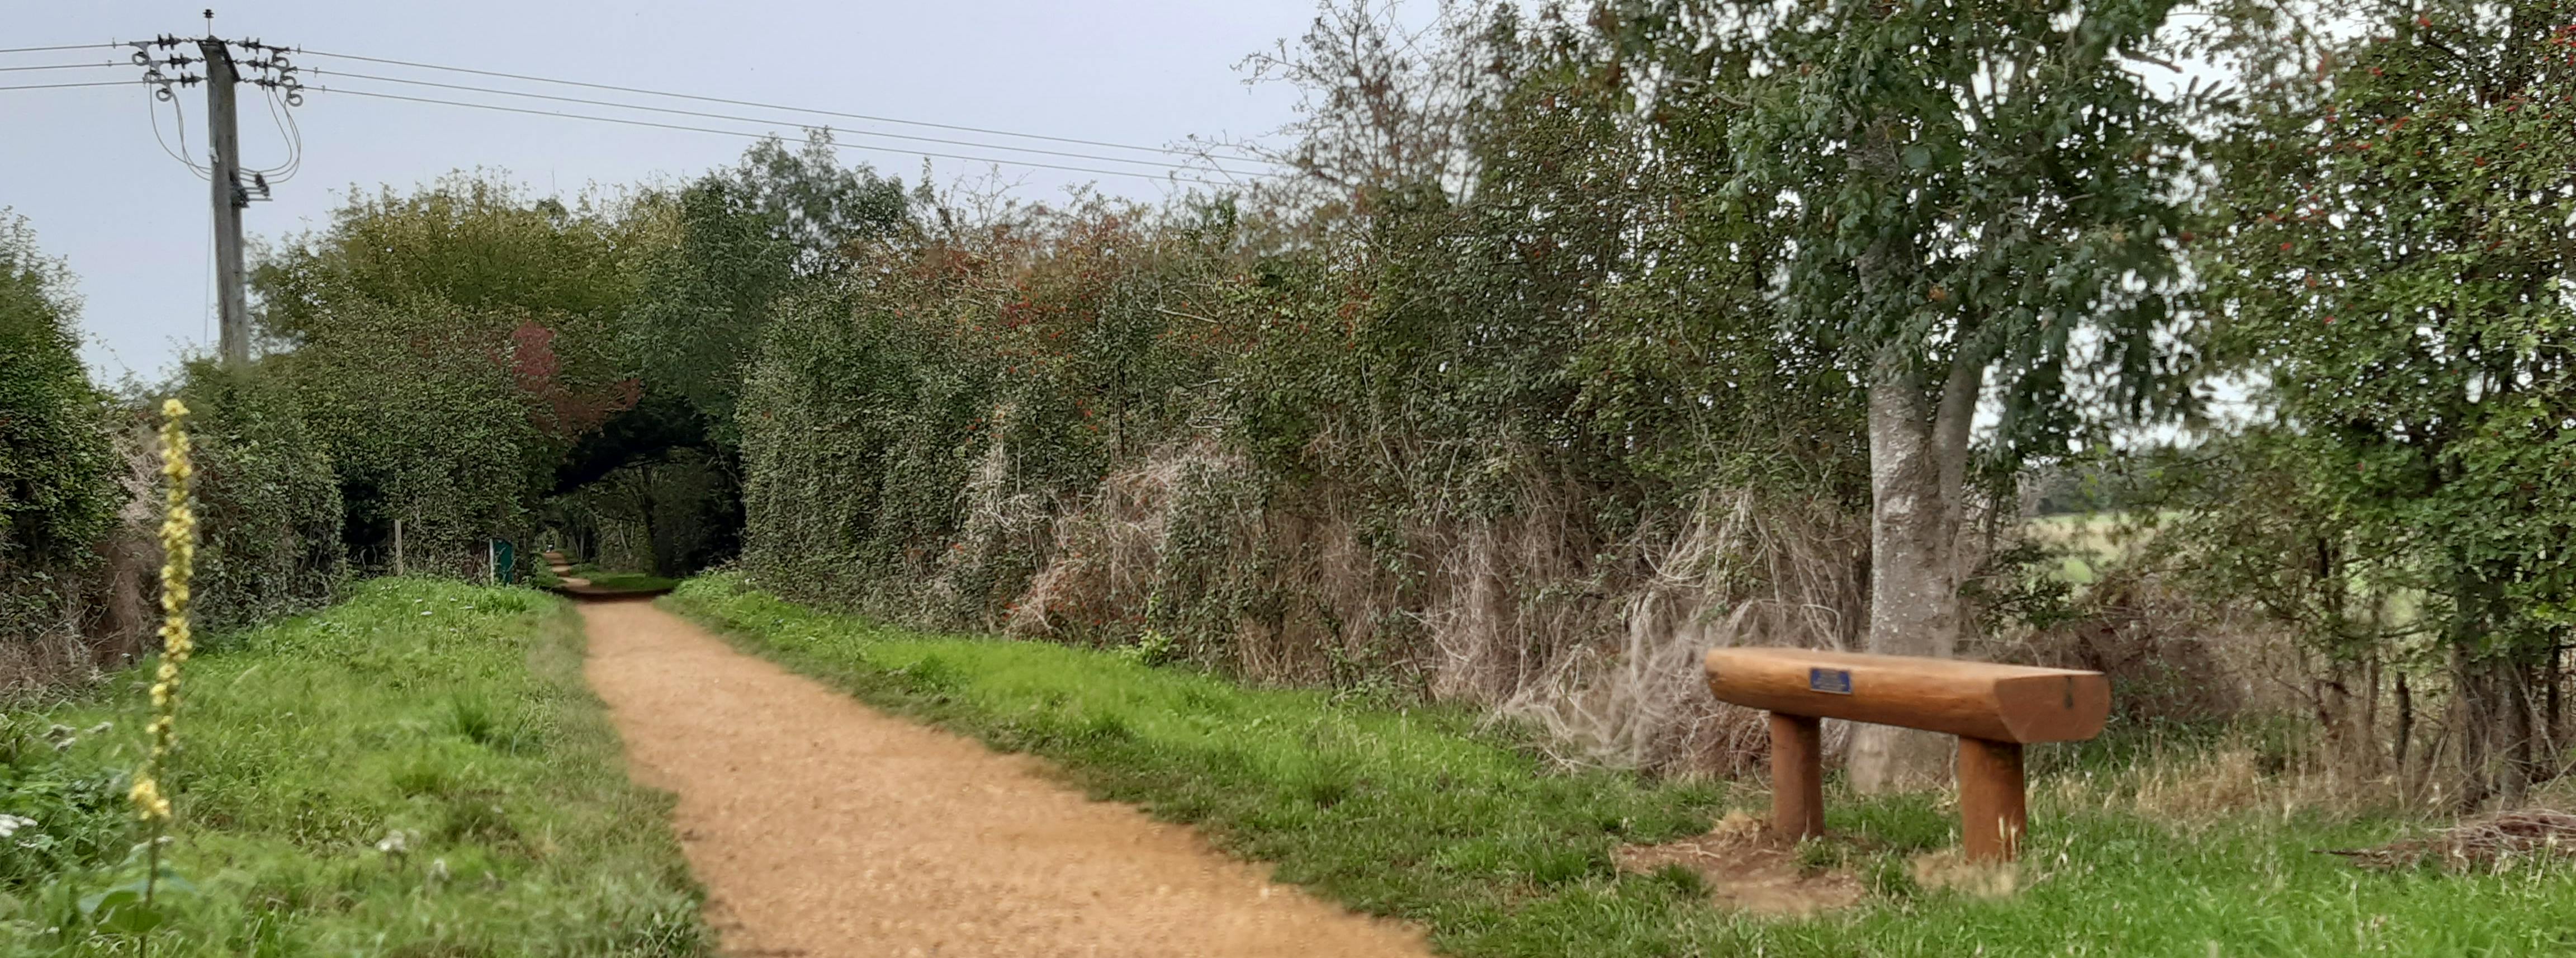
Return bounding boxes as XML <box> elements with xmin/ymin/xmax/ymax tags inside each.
<box><xmin>307</xmin><ymin>84</ymin><xmax>1253</xmax><ymax>187</ymax></box>
<box><xmin>250</xmin><ymin>82</ymin><xmax>305</xmax><ymax>181</ymax></box>
<box><xmin>0</xmin><ymin>79</ymin><xmax>139</xmax><ymax>92</ymax></box>
<box><xmin>295</xmin><ymin>48</ymin><xmax>1286</xmax><ymax>167</ymax></box>
<box><xmin>305</xmin><ymin>66</ymin><xmax>1277</xmax><ymax>178</ymax></box>
<box><xmin>0</xmin><ymin>60</ymin><xmax>122</xmax><ymax>73</ymax></box>
<box><xmin>148</xmin><ymin>84</ymin><xmax>214</xmax><ymax>180</ymax></box>
<box><xmin>0</xmin><ymin>43</ymin><xmax>118</xmax><ymax>55</ymax></box>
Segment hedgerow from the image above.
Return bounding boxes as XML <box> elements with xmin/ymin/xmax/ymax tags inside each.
<box><xmin>732</xmin><ymin>15</ymin><xmax>1875</xmax><ymax>772</ymax></box>
<box><xmin>171</xmin><ymin>362</ymin><xmax>347</xmax><ymax>633</ymax></box>
<box><xmin>0</xmin><ymin>213</ymin><xmax>119</xmax><ymax>667</ymax></box>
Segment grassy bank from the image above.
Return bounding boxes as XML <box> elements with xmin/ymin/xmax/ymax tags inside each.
<box><xmin>0</xmin><ymin>579</ymin><xmax>708</xmax><ymax>956</ymax></box>
<box><xmin>667</xmin><ymin>573</ymin><xmax>2576</xmax><ymax>957</ymax></box>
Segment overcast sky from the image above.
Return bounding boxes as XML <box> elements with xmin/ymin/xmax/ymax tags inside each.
<box><xmin>3</xmin><ymin>1</ymin><xmax>1326</xmax><ymax>381</ymax></box>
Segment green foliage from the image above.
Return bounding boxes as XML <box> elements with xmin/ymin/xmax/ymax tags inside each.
<box><xmin>172</xmin><ymin>363</ymin><xmax>345</xmax><ymax>632</ymax></box>
<box><xmin>1618</xmin><ymin>0</ymin><xmax>2201</xmax><ymax>468</ymax></box>
<box><xmin>0</xmin><ymin>579</ymin><xmax>709</xmax><ymax>955</ymax></box>
<box><xmin>255</xmin><ymin>176</ymin><xmax>653</xmax><ymax>570</ymax></box>
<box><xmin>670</xmin><ymin>575</ymin><xmax>2576</xmax><ymax>957</ymax></box>
<box><xmin>0</xmin><ymin>214</ymin><xmax>113</xmax><ymax>574</ymax></box>
<box><xmin>258</xmin><ymin>176</ymin><xmax>641</xmax><ymax>350</ymax></box>
<box><xmin>739</xmin><ymin>194</ymin><xmax>1236</xmax><ymax>622</ymax></box>
<box><xmin>0</xmin><ymin>214</ymin><xmax>116</xmax><ymax>649</ymax></box>
<box><xmin>2188</xmin><ymin>0</ymin><xmax>2576</xmax><ymax>800</ymax></box>
<box><xmin>734</xmin><ymin>14</ymin><xmax>1873</xmax><ymax>672</ymax></box>
<box><xmin>624</xmin><ymin>135</ymin><xmax>910</xmax><ymax>446</ymax></box>
<box><xmin>271</xmin><ymin>298</ymin><xmax>550</xmax><ymax>566</ymax></box>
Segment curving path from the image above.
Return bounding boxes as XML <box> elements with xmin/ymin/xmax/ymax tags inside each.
<box><xmin>576</xmin><ymin>598</ymin><xmax>1432</xmax><ymax>957</ymax></box>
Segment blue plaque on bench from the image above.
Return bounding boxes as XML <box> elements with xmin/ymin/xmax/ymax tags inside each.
<box><xmin>1808</xmin><ymin>667</ymin><xmax>1853</xmax><ymax>695</ymax></box>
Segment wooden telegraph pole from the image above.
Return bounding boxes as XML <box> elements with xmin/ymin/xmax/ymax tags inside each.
<box><xmin>136</xmin><ymin>11</ymin><xmax>300</xmax><ymax>367</ymax></box>
<box><xmin>197</xmin><ymin>28</ymin><xmax>249</xmax><ymax>365</ymax></box>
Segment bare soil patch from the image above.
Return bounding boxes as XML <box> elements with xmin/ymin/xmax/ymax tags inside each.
<box><xmin>1613</xmin><ymin>811</ymin><xmax>1864</xmax><ymax>917</ymax></box>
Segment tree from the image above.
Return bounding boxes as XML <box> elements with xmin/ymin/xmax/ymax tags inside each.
<box><xmin>623</xmin><ymin>134</ymin><xmax>911</xmax><ymax>447</ymax></box>
<box><xmin>1615</xmin><ymin>0</ymin><xmax>2200</xmax><ymax>788</ymax></box>
<box><xmin>255</xmin><ymin>175</ymin><xmax>647</xmax><ymax>567</ymax></box>
<box><xmin>2201</xmin><ymin>0</ymin><xmax>2576</xmax><ymax>806</ymax></box>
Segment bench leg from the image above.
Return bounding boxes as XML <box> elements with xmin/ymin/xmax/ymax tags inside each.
<box><xmin>1768</xmin><ymin>712</ymin><xmax>1825</xmax><ymax>841</ymax></box>
<box><xmin>1957</xmin><ymin>736</ymin><xmax>2025</xmax><ymax>862</ymax></box>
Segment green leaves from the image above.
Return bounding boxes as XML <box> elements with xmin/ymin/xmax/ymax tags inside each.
<box><xmin>1626</xmin><ymin>0</ymin><xmax>2202</xmax><ymax>467</ymax></box>
<box><xmin>2199</xmin><ymin>0</ymin><xmax>2576</xmax><ymax>635</ymax></box>
<box><xmin>0</xmin><ymin>213</ymin><xmax>115</xmax><ymax>573</ymax></box>
<box><xmin>72</xmin><ymin>843</ymin><xmax>199</xmax><ymax>935</ymax></box>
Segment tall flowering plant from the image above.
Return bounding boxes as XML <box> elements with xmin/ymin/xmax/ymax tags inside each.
<box><xmin>129</xmin><ymin>399</ymin><xmax>195</xmax><ymax>902</ymax></box>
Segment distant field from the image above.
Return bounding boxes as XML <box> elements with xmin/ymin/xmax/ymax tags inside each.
<box><xmin>2023</xmin><ymin>511</ymin><xmax>2163</xmax><ymax>585</ymax></box>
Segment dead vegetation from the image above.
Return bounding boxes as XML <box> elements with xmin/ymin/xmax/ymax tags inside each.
<box><xmin>2326</xmin><ymin>809</ymin><xmax>2576</xmax><ymax>871</ymax></box>
<box><xmin>998</xmin><ymin>442</ymin><xmax>1873</xmax><ymax>775</ymax></box>
<box><xmin>1</xmin><ymin>426</ymin><xmax>157</xmax><ymax>692</ymax></box>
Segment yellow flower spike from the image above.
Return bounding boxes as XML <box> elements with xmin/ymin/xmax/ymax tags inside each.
<box><xmin>132</xmin><ymin>400</ymin><xmax>197</xmax><ymax>870</ymax></box>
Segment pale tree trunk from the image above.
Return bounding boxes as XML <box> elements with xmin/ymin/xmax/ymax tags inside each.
<box><xmin>1849</xmin><ymin>342</ymin><xmax>1984</xmax><ymax>792</ymax></box>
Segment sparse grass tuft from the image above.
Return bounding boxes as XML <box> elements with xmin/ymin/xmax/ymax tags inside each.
<box><xmin>669</xmin><ymin>573</ymin><xmax>2576</xmax><ymax>957</ymax></box>
<box><xmin>0</xmin><ymin>578</ymin><xmax>709</xmax><ymax>956</ymax></box>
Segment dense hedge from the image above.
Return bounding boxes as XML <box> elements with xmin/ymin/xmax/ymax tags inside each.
<box><xmin>0</xmin><ymin>214</ymin><xmax>117</xmax><ymax>652</ymax></box>
<box><xmin>0</xmin><ymin>218</ymin><xmax>112</xmax><ymax>568</ymax></box>
<box><xmin>729</xmin><ymin>21</ymin><xmax>1874</xmax><ymax>770</ymax></box>
<box><xmin>173</xmin><ymin>362</ymin><xmax>347</xmax><ymax>632</ymax></box>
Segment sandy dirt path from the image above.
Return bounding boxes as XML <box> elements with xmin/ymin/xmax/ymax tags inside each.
<box><xmin>577</xmin><ymin>598</ymin><xmax>1433</xmax><ymax>958</ymax></box>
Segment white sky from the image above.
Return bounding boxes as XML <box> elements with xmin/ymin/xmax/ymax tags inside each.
<box><xmin>3</xmin><ymin>1</ymin><xmax>1325</xmax><ymax>381</ymax></box>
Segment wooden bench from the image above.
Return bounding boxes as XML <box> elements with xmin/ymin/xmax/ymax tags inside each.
<box><xmin>1703</xmin><ymin>648</ymin><xmax>2109</xmax><ymax>861</ymax></box>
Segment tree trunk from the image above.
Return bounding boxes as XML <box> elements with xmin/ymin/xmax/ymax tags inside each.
<box><xmin>1850</xmin><ymin>343</ymin><xmax>1981</xmax><ymax>792</ymax></box>
<box><xmin>2394</xmin><ymin>670</ymin><xmax>2414</xmax><ymax>801</ymax></box>
<box><xmin>2505</xmin><ymin>658</ymin><xmax>2535</xmax><ymax>805</ymax></box>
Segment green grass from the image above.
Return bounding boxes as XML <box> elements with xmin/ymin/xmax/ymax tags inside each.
<box><xmin>0</xmin><ymin>578</ymin><xmax>709</xmax><ymax>956</ymax></box>
<box><xmin>578</xmin><ymin>573</ymin><xmax>680</xmax><ymax>594</ymax></box>
<box><xmin>666</xmin><ymin>573</ymin><xmax>2576</xmax><ymax>957</ymax></box>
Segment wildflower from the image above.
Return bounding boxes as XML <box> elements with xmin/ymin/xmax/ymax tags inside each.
<box><xmin>0</xmin><ymin>814</ymin><xmax>35</xmax><ymax>838</ymax></box>
<box><xmin>126</xmin><ymin>778</ymin><xmax>171</xmax><ymax>822</ymax></box>
<box><xmin>126</xmin><ymin>401</ymin><xmax>194</xmax><ymax>903</ymax></box>
<box><xmin>376</xmin><ymin>829</ymin><xmax>411</xmax><ymax>855</ymax></box>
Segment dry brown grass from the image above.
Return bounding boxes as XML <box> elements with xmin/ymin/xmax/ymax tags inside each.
<box><xmin>2326</xmin><ymin>809</ymin><xmax>2576</xmax><ymax>871</ymax></box>
<box><xmin>1000</xmin><ymin>438</ymin><xmax>1871</xmax><ymax>775</ymax></box>
<box><xmin>1906</xmin><ymin>849</ymin><xmax>2024</xmax><ymax>899</ymax></box>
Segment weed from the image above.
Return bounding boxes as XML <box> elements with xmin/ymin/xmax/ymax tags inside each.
<box><xmin>446</xmin><ymin>694</ymin><xmax>500</xmax><ymax>747</ymax></box>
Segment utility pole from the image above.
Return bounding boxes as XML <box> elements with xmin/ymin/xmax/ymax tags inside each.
<box><xmin>199</xmin><ymin>31</ymin><xmax>248</xmax><ymax>366</ymax></box>
<box><xmin>135</xmin><ymin>11</ymin><xmax>300</xmax><ymax>368</ymax></box>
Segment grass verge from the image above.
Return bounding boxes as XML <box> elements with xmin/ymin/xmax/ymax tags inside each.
<box><xmin>0</xmin><ymin>578</ymin><xmax>708</xmax><ymax>956</ymax></box>
<box><xmin>667</xmin><ymin>573</ymin><xmax>2576</xmax><ymax>957</ymax></box>
<box><xmin>577</xmin><ymin>573</ymin><xmax>681</xmax><ymax>594</ymax></box>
